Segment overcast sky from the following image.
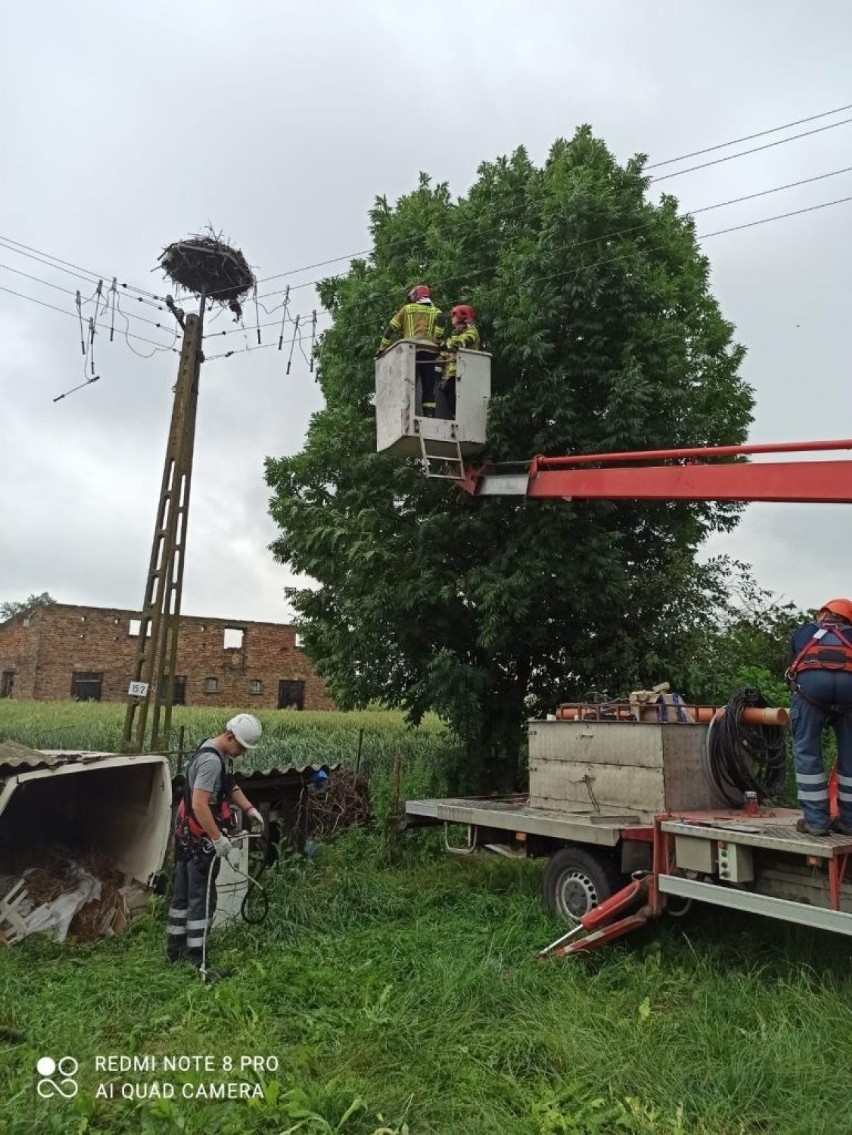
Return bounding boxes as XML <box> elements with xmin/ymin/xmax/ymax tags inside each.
<box><xmin>2</xmin><ymin>0</ymin><xmax>851</xmax><ymax>623</ymax></box>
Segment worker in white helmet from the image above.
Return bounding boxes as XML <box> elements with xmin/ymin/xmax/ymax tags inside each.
<box><xmin>166</xmin><ymin>713</ymin><xmax>264</xmax><ymax>979</ymax></box>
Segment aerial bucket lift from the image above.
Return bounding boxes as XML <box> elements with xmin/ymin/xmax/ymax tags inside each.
<box><xmin>374</xmin><ymin>339</ymin><xmax>491</xmax><ymax>477</ymax></box>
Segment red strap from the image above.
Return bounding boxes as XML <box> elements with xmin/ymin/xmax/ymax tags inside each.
<box><xmin>790</xmin><ymin>625</ymin><xmax>852</xmax><ymax>675</ymax></box>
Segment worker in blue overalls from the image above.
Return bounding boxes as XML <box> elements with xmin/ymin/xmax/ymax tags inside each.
<box><xmin>787</xmin><ymin>599</ymin><xmax>852</xmax><ymax>836</ymax></box>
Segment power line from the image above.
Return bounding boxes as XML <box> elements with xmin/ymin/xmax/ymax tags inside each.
<box><xmin>511</xmin><ymin>192</ymin><xmax>852</xmax><ymax>296</ymax></box>
<box><xmin>646</xmin><ymin>100</ymin><xmax>852</xmax><ymax>169</ymax></box>
<box><xmin>203</xmin><ymin>329</ymin><xmax>319</xmax><ymax>362</ymax></box>
<box><xmin>211</xmin><ymin>189</ymin><xmax>852</xmax><ymax>347</ymax></box>
<box><xmin>8</xmin><ymin>193</ymin><xmax>848</xmax><ymax>368</ymax></box>
<box><xmin>0</xmin><ymin>262</ymin><xmax>183</xmax><ymax>334</ymax></box>
<box><xmin>0</xmin><ymin>234</ymin><xmax>165</xmax><ymax>309</ymax></box>
<box><xmin>5</xmin><ymin>101</ymin><xmax>852</xmax><ymax>341</ymax></box>
<box><xmin>246</xmin><ymin>162</ymin><xmax>852</xmax><ymax>307</ymax></box>
<box><xmin>6</xmin><ymin>99</ymin><xmax>849</xmax><ymax>322</ymax></box>
<box><xmin>226</xmin><ymin>102</ymin><xmax>852</xmax><ymax>300</ymax></box>
<box><xmin>699</xmin><ymin>192</ymin><xmax>852</xmax><ymax>241</ymax></box>
<box><xmin>203</xmin><ymin>307</ymin><xmax>330</xmax><ymax>341</ymax></box>
<box><xmin>651</xmin><ymin>115</ymin><xmax>852</xmax><ymax>183</ymax></box>
<box><xmin>0</xmin><ymin>284</ymin><xmax>180</xmax><ymax>351</ymax></box>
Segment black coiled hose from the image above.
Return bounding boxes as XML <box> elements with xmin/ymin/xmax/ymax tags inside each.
<box><xmin>704</xmin><ymin>687</ymin><xmax>788</xmax><ymax>806</ymax></box>
<box><xmin>239</xmin><ymin>835</ymin><xmax>271</xmax><ymax>925</ymax></box>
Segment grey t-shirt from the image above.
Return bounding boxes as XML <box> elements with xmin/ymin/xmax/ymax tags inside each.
<box><xmin>187</xmin><ymin>740</ymin><xmax>227</xmax><ymax>798</ymax></box>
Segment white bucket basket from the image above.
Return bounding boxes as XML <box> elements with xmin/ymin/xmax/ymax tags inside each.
<box><xmin>375</xmin><ymin>339</ymin><xmax>491</xmax><ymax>459</ymax></box>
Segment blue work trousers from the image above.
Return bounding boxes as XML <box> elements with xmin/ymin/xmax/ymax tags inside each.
<box><xmin>790</xmin><ymin>669</ymin><xmax>852</xmax><ymax>828</ymax></box>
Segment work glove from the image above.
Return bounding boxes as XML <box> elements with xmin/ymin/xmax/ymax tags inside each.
<box><xmin>246</xmin><ymin>807</ymin><xmax>264</xmax><ymax>835</ymax></box>
<box><xmin>212</xmin><ymin>835</ymin><xmax>234</xmax><ymax>861</ymax></box>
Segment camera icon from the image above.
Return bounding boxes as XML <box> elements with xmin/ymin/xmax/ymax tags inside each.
<box><xmin>36</xmin><ymin>1056</ymin><xmax>79</xmax><ymax>1099</ymax></box>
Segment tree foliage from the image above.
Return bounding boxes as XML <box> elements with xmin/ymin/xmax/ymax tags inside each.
<box><xmin>0</xmin><ymin>592</ymin><xmax>56</xmax><ymax>622</ymax></box>
<box><xmin>681</xmin><ymin>565</ymin><xmax>808</xmax><ymax>708</ymax></box>
<box><xmin>266</xmin><ymin>129</ymin><xmax>754</xmax><ymax>789</ymax></box>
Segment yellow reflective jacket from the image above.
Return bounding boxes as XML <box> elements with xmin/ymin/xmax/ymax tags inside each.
<box><xmin>380</xmin><ymin>302</ymin><xmax>447</xmax><ymax>351</ymax></box>
<box><xmin>443</xmin><ymin>322</ymin><xmax>481</xmax><ymax>377</ymax></box>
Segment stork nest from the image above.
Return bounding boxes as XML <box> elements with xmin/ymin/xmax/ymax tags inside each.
<box><xmin>158</xmin><ymin>231</ymin><xmax>254</xmax><ymax>317</ymax></box>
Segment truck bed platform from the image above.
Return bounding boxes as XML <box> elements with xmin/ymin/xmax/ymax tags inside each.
<box><xmin>406</xmin><ymin>796</ymin><xmax>852</xmax><ymax>859</ymax></box>
<box><xmin>405</xmin><ymin>794</ymin><xmax>642</xmax><ymax>847</ymax></box>
<box><xmin>661</xmin><ymin>810</ymin><xmax>852</xmax><ymax>859</ymax></box>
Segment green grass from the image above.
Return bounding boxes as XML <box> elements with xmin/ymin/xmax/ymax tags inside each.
<box><xmin>1</xmin><ymin>703</ymin><xmax>847</xmax><ymax>1133</ymax></box>
<box><xmin>3</xmin><ymin>833</ymin><xmax>852</xmax><ymax>1135</ymax></box>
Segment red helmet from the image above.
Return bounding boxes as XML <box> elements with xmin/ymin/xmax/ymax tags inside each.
<box><xmin>819</xmin><ymin>598</ymin><xmax>852</xmax><ymax>623</ymax></box>
<box><xmin>451</xmin><ymin>304</ymin><xmax>475</xmax><ymax>323</ymax></box>
<box><xmin>408</xmin><ymin>285</ymin><xmax>431</xmax><ymax>302</ymax></box>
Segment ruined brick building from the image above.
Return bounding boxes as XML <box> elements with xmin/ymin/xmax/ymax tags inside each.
<box><xmin>0</xmin><ymin>603</ymin><xmax>335</xmax><ymax>710</ymax></box>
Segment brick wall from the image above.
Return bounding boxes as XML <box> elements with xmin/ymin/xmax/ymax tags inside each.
<box><xmin>0</xmin><ymin>614</ymin><xmax>39</xmax><ymax>699</ymax></box>
<box><xmin>0</xmin><ymin>604</ymin><xmax>335</xmax><ymax>710</ymax></box>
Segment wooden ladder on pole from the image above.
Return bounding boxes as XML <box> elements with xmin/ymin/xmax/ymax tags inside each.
<box><xmin>122</xmin><ymin>306</ymin><xmax>204</xmax><ymax>753</ymax></box>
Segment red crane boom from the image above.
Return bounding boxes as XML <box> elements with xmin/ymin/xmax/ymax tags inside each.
<box><xmin>459</xmin><ymin>437</ymin><xmax>852</xmax><ymax>503</ymax></box>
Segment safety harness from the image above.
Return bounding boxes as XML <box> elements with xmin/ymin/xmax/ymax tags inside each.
<box><xmin>787</xmin><ymin>622</ymin><xmax>852</xmax><ymax>716</ymax></box>
<box><xmin>174</xmin><ymin>745</ymin><xmax>236</xmax><ymax>858</ymax></box>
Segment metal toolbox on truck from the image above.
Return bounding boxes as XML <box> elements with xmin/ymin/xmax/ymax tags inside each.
<box><xmin>528</xmin><ymin>720</ymin><xmax>730</xmax><ymax>821</ymax></box>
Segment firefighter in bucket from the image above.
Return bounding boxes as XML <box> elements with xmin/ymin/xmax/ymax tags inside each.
<box><xmin>166</xmin><ymin>714</ymin><xmax>264</xmax><ymax>979</ymax></box>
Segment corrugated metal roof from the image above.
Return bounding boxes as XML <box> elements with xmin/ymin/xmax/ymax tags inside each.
<box><xmin>0</xmin><ymin>740</ymin><xmax>64</xmax><ymax>774</ymax></box>
<box><xmin>173</xmin><ymin>763</ymin><xmax>336</xmax><ymax>786</ymax></box>
<box><xmin>0</xmin><ymin>745</ymin><xmax>162</xmax><ymax>779</ymax></box>
<box><xmin>238</xmin><ymin>764</ymin><xmax>334</xmax><ymax>780</ymax></box>
<box><xmin>0</xmin><ymin>742</ymin><xmax>336</xmax><ymax>783</ymax></box>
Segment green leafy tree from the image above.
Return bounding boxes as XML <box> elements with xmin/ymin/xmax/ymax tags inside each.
<box><xmin>0</xmin><ymin>592</ymin><xmax>56</xmax><ymax>622</ymax></box>
<box><xmin>267</xmin><ymin>129</ymin><xmax>753</xmax><ymax>790</ymax></box>
<box><xmin>682</xmin><ymin>565</ymin><xmax>808</xmax><ymax>707</ymax></box>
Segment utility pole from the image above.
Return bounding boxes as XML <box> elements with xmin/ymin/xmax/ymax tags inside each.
<box><xmin>122</xmin><ymin>296</ymin><xmax>204</xmax><ymax>753</ymax></box>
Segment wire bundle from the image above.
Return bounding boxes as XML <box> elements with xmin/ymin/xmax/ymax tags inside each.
<box><xmin>705</xmin><ymin>687</ymin><xmax>788</xmax><ymax>805</ymax></box>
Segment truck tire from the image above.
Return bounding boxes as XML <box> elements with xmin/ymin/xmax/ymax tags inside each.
<box><xmin>543</xmin><ymin>847</ymin><xmax>623</xmax><ymax>924</ymax></box>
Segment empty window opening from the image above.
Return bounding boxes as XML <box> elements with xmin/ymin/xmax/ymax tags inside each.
<box><xmin>71</xmin><ymin>672</ymin><xmax>103</xmax><ymax>702</ymax></box>
<box><xmin>294</xmin><ymin>633</ymin><xmax>305</xmax><ymax>649</ymax></box>
<box><xmin>128</xmin><ymin>619</ymin><xmax>152</xmax><ymax>637</ymax></box>
<box><xmin>224</xmin><ymin>627</ymin><xmax>244</xmax><ymax>650</ymax></box>
<box><xmin>278</xmin><ymin>679</ymin><xmax>305</xmax><ymax>711</ymax></box>
<box><xmin>203</xmin><ymin>677</ymin><xmax>219</xmax><ymax>694</ymax></box>
<box><xmin>1</xmin><ymin>671</ymin><xmax>14</xmax><ymax>698</ymax></box>
<box><xmin>248</xmin><ymin>679</ymin><xmax>263</xmax><ymax>695</ymax></box>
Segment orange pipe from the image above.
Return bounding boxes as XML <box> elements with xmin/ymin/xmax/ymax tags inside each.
<box><xmin>554</xmin><ymin>705</ymin><xmax>789</xmax><ymax>726</ymax></box>
<box><xmin>711</xmin><ymin>706</ymin><xmax>789</xmax><ymax>726</ymax></box>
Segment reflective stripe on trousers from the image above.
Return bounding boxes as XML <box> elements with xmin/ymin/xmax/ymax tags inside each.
<box><xmin>167</xmin><ymin>849</ymin><xmax>220</xmax><ymax>958</ymax></box>
<box><xmin>791</xmin><ymin>669</ymin><xmax>852</xmax><ymax>827</ymax></box>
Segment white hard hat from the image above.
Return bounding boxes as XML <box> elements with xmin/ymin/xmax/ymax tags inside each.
<box><xmin>226</xmin><ymin>713</ymin><xmax>263</xmax><ymax>750</ymax></box>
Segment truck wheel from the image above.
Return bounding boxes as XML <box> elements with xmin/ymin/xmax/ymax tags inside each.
<box><xmin>543</xmin><ymin>847</ymin><xmax>622</xmax><ymax>924</ymax></box>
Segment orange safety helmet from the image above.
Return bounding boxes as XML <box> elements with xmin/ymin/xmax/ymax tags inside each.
<box><xmin>818</xmin><ymin>598</ymin><xmax>852</xmax><ymax>624</ymax></box>
<box><xmin>408</xmin><ymin>284</ymin><xmax>431</xmax><ymax>302</ymax></box>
